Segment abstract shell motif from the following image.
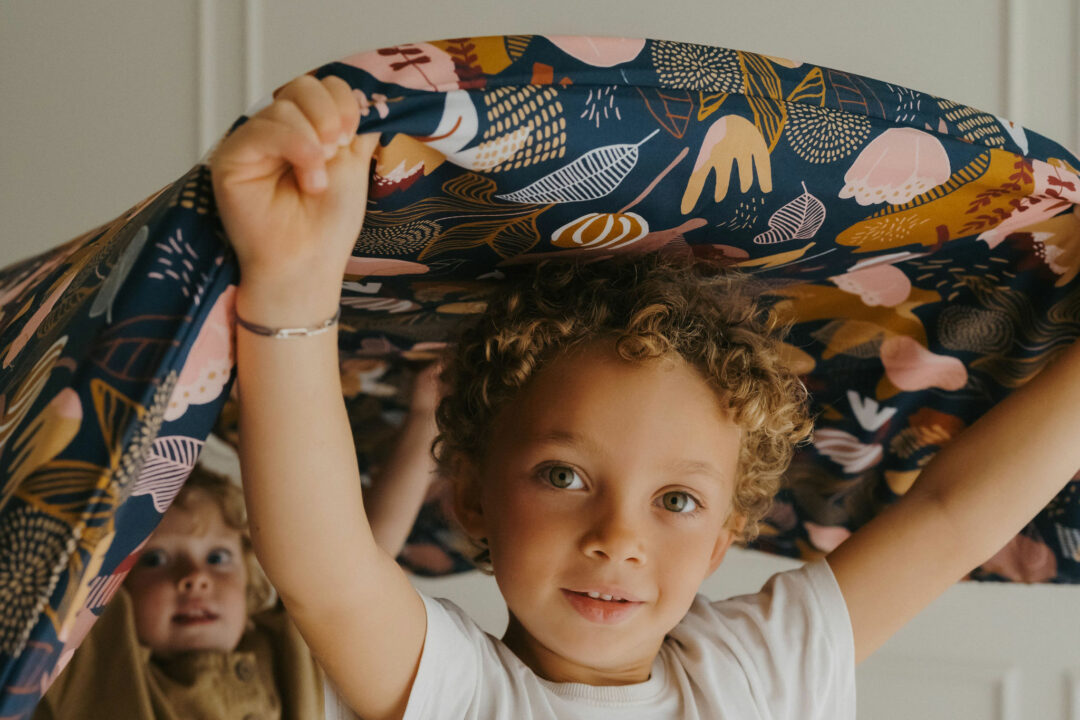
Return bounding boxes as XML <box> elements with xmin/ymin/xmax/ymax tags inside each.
<box><xmin>1</xmin><ymin>33</ymin><xmax>1079</xmax><ymax>714</ymax></box>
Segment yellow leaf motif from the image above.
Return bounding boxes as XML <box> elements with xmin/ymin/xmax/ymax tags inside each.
<box><xmin>0</xmin><ymin>336</ymin><xmax>68</xmax><ymax>513</ymax></box>
<box><xmin>90</xmin><ymin>379</ymin><xmax>145</xmax><ymax>469</ymax></box>
<box><xmin>681</xmin><ymin>115</ymin><xmax>772</xmax><ymax>213</ymax></box>
<box><xmin>7</xmin><ymin>388</ymin><xmax>82</xmax><ymax>495</ymax></box>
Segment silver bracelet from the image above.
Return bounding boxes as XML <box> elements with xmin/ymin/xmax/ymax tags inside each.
<box><xmin>235</xmin><ymin>308</ymin><xmax>341</xmax><ymax>339</ymax></box>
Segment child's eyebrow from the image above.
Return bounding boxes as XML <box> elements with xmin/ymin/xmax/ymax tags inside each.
<box><xmin>531</xmin><ymin>430</ymin><xmax>728</xmax><ymax>482</ymax></box>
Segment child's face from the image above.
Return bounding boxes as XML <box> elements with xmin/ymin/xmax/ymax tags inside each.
<box><xmin>459</xmin><ymin>340</ymin><xmax>744</xmax><ymax>684</ymax></box>
<box><xmin>125</xmin><ymin>488</ymin><xmax>249</xmax><ymax>657</ymax></box>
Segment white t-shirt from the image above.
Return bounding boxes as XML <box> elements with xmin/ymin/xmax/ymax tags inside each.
<box><xmin>396</xmin><ymin>559</ymin><xmax>855</xmax><ymax>720</ymax></box>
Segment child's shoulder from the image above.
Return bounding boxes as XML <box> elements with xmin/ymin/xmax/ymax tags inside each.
<box><xmin>658</xmin><ymin>560</ymin><xmax>855</xmax><ymax>717</ymax></box>
<box><xmin>667</xmin><ymin>560</ymin><xmax>848</xmax><ymax>653</ymax></box>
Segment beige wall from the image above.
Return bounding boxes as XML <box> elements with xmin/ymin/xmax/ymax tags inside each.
<box><xmin>2</xmin><ymin>0</ymin><xmax>1078</xmax><ymax>268</ymax></box>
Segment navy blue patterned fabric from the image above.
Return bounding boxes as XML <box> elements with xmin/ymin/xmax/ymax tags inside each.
<box><xmin>1</xmin><ymin>35</ymin><xmax>1079</xmax><ymax>716</ymax></box>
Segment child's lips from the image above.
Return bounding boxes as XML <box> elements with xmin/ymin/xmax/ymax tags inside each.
<box><xmin>172</xmin><ymin>608</ymin><xmax>220</xmax><ymax>625</ymax></box>
<box><xmin>561</xmin><ymin>589</ymin><xmax>644</xmax><ymax>624</ymax></box>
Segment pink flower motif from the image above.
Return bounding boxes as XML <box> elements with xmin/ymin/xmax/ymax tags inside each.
<box><xmin>880</xmin><ymin>336</ymin><xmax>967</xmax><ymax>391</ymax></box>
<box><xmin>164</xmin><ymin>285</ymin><xmax>235</xmax><ymax>421</ymax></box>
<box><xmin>840</xmin><ymin>128</ymin><xmax>951</xmax><ymax>206</ymax></box>
<box><xmin>831</xmin><ymin>263</ymin><xmax>912</xmax><ymax>306</ymax></box>
<box><xmin>981</xmin><ymin>530</ymin><xmax>1057</xmax><ymax>582</ymax></box>
<box><xmin>805</xmin><ymin>521</ymin><xmax>852</xmax><ymax>553</ymax></box>
<box><xmin>546</xmin><ymin>36</ymin><xmax>646</xmax><ymax>67</ymax></box>
<box><xmin>353</xmin><ymin>89</ymin><xmax>389</xmax><ymax>119</ymax></box>
<box><xmin>399</xmin><ymin>542</ymin><xmax>455</xmax><ymax>574</ymax></box>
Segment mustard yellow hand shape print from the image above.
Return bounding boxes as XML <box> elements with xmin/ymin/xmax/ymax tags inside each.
<box><xmin>681</xmin><ymin>115</ymin><xmax>773</xmax><ymax>213</ymax></box>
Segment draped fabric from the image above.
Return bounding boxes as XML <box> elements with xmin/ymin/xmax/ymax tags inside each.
<box><xmin>1</xmin><ymin>34</ymin><xmax>1078</xmax><ymax>716</ymax></box>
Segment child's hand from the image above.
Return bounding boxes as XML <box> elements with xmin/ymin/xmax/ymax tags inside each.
<box><xmin>209</xmin><ymin>74</ymin><xmax>379</xmax><ymax>323</ymax></box>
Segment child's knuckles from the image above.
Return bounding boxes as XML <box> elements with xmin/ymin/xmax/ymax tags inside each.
<box><xmin>262</xmin><ymin>97</ymin><xmax>303</xmax><ymax>127</ymax></box>
<box><xmin>283</xmin><ymin>72</ymin><xmax>322</xmax><ymax>94</ymax></box>
<box><xmin>292</xmin><ymin>100</ymin><xmax>347</xmax><ymax>146</ymax></box>
<box><xmin>322</xmin><ymin>74</ymin><xmax>352</xmax><ymax>94</ymax></box>
<box><xmin>272</xmin><ymin>82</ymin><xmax>341</xmax><ymax>139</ymax></box>
<box><xmin>263</xmin><ymin>102</ymin><xmax>325</xmax><ymax>150</ymax></box>
<box><xmin>323</xmin><ymin>76</ymin><xmax>360</xmax><ymax>134</ymax></box>
<box><xmin>315</xmin><ymin>118</ymin><xmax>345</xmax><ymax>146</ymax></box>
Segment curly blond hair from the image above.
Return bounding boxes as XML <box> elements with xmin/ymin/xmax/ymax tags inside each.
<box><xmin>432</xmin><ymin>252</ymin><xmax>814</xmax><ymax>566</ymax></box>
<box><xmin>173</xmin><ymin>465</ymin><xmax>275</xmax><ymax>614</ymax></box>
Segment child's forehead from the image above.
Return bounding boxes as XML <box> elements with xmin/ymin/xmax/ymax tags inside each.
<box><xmin>523</xmin><ymin>427</ymin><xmax>734</xmax><ymax>479</ymax></box>
<box><xmin>507</xmin><ymin>343</ymin><xmax>736</xmax><ymax>426</ymax></box>
<box><xmin>154</xmin><ymin>490</ymin><xmax>238</xmax><ymax>542</ymax></box>
<box><xmin>490</xmin><ymin>361</ymin><xmax>741</xmax><ymax>474</ymax></box>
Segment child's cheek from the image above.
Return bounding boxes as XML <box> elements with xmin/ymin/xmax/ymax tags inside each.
<box><xmin>127</xmin><ymin>577</ymin><xmax>176</xmax><ymax>647</ymax></box>
<box><xmin>220</xmin><ymin>569</ymin><xmax>251</xmax><ymax>617</ymax></box>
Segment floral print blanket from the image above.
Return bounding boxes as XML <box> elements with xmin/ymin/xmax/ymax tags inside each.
<box><xmin>1</xmin><ymin>34</ymin><xmax>1079</xmax><ymax>716</ymax></box>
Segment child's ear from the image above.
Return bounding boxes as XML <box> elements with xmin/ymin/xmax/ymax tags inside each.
<box><xmin>708</xmin><ymin>512</ymin><xmax>747</xmax><ymax>575</ymax></box>
<box><xmin>450</xmin><ymin>457</ymin><xmax>486</xmax><ymax>541</ymax></box>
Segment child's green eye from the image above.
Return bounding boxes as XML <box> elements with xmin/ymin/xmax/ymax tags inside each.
<box><xmin>545</xmin><ymin>465</ymin><xmax>582</xmax><ymax>489</ymax></box>
<box><xmin>661</xmin><ymin>491</ymin><xmax>698</xmax><ymax>513</ymax></box>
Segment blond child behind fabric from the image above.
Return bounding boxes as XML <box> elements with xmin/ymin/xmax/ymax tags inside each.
<box><xmin>35</xmin><ymin>384</ymin><xmax>440</xmax><ymax>720</ymax></box>
<box><xmin>34</xmin><ymin>466</ymin><xmax>320</xmax><ymax>720</ymax></box>
<box><xmin>210</xmin><ymin>74</ymin><xmax>1080</xmax><ymax>720</ymax></box>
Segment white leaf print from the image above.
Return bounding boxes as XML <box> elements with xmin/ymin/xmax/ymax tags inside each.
<box><xmin>1056</xmin><ymin>523</ymin><xmax>1080</xmax><ymax>562</ymax></box>
<box><xmin>753</xmin><ymin>182</ymin><xmax>826</xmax><ymax>245</ymax></box>
<box><xmin>495</xmin><ymin>130</ymin><xmax>659</xmax><ymax>204</ymax></box>
<box><xmin>847</xmin><ymin>390</ymin><xmax>897</xmax><ymax>432</ymax></box>
<box><xmin>812</xmin><ymin>428</ymin><xmax>882</xmax><ymax>474</ymax></box>
<box><xmin>131</xmin><ymin>435</ymin><xmax>204</xmax><ymax>512</ymax></box>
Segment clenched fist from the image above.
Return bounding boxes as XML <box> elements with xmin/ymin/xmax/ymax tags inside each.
<box><xmin>210</xmin><ymin>73</ymin><xmax>379</xmax><ymax>325</ymax></box>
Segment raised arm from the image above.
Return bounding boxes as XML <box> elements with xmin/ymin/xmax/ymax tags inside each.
<box><xmin>364</xmin><ymin>362</ymin><xmax>443</xmax><ymax>558</ymax></box>
<box><xmin>210</xmin><ymin>75</ymin><xmax>425</xmax><ymax>720</ymax></box>
<box><xmin>827</xmin><ymin>337</ymin><xmax>1080</xmax><ymax>663</ymax></box>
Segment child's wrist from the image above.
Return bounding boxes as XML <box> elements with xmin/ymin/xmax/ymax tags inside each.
<box><xmin>235</xmin><ymin>277</ymin><xmax>342</xmax><ymax>329</ymax></box>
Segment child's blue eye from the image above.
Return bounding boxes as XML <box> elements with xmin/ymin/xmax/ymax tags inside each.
<box><xmin>207</xmin><ymin>549</ymin><xmax>233</xmax><ymax>566</ymax></box>
<box><xmin>661</xmin><ymin>491</ymin><xmax>699</xmax><ymax>514</ymax></box>
<box><xmin>138</xmin><ymin>549</ymin><xmax>167</xmax><ymax>568</ymax></box>
<box><xmin>545</xmin><ymin>465</ymin><xmax>583</xmax><ymax>490</ymax></box>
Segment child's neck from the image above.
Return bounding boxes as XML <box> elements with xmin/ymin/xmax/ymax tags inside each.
<box><xmin>501</xmin><ymin>613</ymin><xmax>657</xmax><ymax>686</ymax></box>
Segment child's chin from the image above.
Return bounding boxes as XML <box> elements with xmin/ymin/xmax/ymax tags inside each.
<box><xmin>164</xmin><ymin>630</ymin><xmax>240</xmax><ymax>655</ymax></box>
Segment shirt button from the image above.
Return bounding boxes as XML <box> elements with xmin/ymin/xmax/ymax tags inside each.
<box><xmin>234</xmin><ymin>658</ymin><xmax>255</xmax><ymax>682</ymax></box>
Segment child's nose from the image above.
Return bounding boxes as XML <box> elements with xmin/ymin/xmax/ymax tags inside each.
<box><xmin>581</xmin><ymin>506</ymin><xmax>646</xmax><ymax>565</ymax></box>
<box><xmin>176</xmin><ymin>564</ymin><xmax>212</xmax><ymax>593</ymax></box>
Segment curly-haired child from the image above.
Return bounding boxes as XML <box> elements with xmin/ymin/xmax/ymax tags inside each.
<box><xmin>209</xmin><ymin>74</ymin><xmax>1080</xmax><ymax>720</ymax></box>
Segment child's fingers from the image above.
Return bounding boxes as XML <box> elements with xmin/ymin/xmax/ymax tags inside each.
<box><xmin>212</xmin><ymin>112</ymin><xmax>326</xmax><ymax>196</ymax></box>
<box><xmin>273</xmin><ymin>75</ymin><xmax>354</xmax><ymax>159</ymax></box>
<box><xmin>322</xmin><ymin>75</ymin><xmax>362</xmax><ymax>147</ymax></box>
<box><xmin>257</xmin><ymin>101</ymin><xmax>334</xmax><ymax>193</ymax></box>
